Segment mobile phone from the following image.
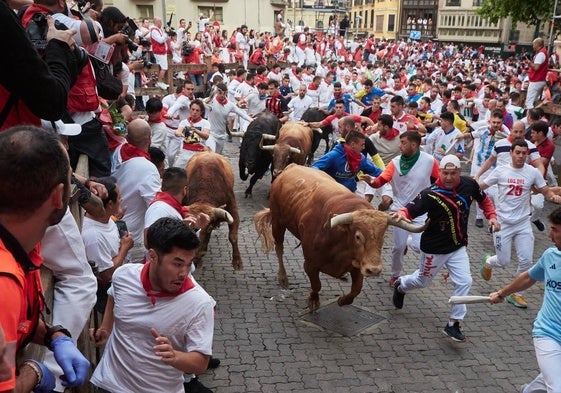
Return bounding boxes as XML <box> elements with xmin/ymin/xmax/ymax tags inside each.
<box><xmin>115</xmin><ymin>220</ymin><xmax>128</xmax><ymax>238</ymax></box>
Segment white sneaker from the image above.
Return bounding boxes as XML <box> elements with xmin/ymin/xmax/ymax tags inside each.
<box><xmin>156</xmin><ymin>82</ymin><xmax>169</xmax><ymax>90</ymax></box>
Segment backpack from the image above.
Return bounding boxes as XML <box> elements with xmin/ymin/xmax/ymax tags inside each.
<box><xmin>249</xmin><ymin>50</ymin><xmax>262</xmax><ymax>65</ymax></box>
<box><xmin>292</xmin><ymin>33</ymin><xmax>299</xmax><ymax>44</ymax></box>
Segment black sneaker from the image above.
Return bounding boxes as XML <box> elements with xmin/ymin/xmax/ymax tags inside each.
<box><xmin>475</xmin><ymin>218</ymin><xmax>483</xmax><ymax>228</ymax></box>
<box><xmin>207</xmin><ymin>357</ymin><xmax>221</xmax><ymax>369</ymax></box>
<box><xmin>392</xmin><ymin>279</ymin><xmax>405</xmax><ymax>309</ymax></box>
<box><xmin>443</xmin><ymin>322</ymin><xmax>466</xmax><ymax>342</ymax></box>
<box><xmin>532</xmin><ymin>219</ymin><xmax>545</xmax><ymax>232</ymax></box>
<box><xmin>184</xmin><ymin>376</ymin><xmax>213</xmax><ymax>393</ymax></box>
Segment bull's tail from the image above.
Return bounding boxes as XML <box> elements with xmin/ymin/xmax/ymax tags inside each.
<box><xmin>253</xmin><ymin>208</ymin><xmax>274</xmax><ymax>254</ymax></box>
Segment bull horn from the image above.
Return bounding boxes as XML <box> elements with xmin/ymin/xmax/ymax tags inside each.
<box><xmin>289</xmin><ymin>147</ymin><xmax>301</xmax><ymax>154</ymax></box>
<box><xmin>259</xmin><ymin>134</ymin><xmax>277</xmax><ymax>150</ymax></box>
<box><xmin>386</xmin><ymin>215</ymin><xmax>428</xmax><ymax>233</ymax></box>
<box><xmin>330</xmin><ymin>212</ymin><xmax>354</xmax><ymax>228</ymax></box>
<box><xmin>230</xmin><ymin>131</ymin><xmax>244</xmax><ymax>137</ymax></box>
<box><xmin>312</xmin><ymin>128</ymin><xmax>323</xmax><ymax>134</ymax></box>
<box><xmin>213</xmin><ymin>208</ymin><xmax>234</xmax><ymax>224</ymax></box>
<box><xmin>260</xmin><ymin>145</ymin><xmax>274</xmax><ymax>151</ymax></box>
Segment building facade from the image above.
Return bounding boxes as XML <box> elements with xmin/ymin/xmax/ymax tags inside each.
<box><xmin>109</xmin><ymin>0</ymin><xmax>287</xmax><ymax>34</ymax></box>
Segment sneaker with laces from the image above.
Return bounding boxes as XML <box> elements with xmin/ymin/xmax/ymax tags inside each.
<box><xmin>184</xmin><ymin>376</ymin><xmax>213</xmax><ymax>393</ymax></box>
<box><xmin>480</xmin><ymin>254</ymin><xmax>492</xmax><ymax>281</ymax></box>
<box><xmin>392</xmin><ymin>279</ymin><xmax>405</xmax><ymax>309</ymax></box>
<box><xmin>156</xmin><ymin>82</ymin><xmax>169</xmax><ymax>90</ymax></box>
<box><xmin>475</xmin><ymin>218</ymin><xmax>484</xmax><ymax>228</ymax></box>
<box><xmin>507</xmin><ymin>294</ymin><xmax>527</xmax><ymax>308</ymax></box>
<box><xmin>442</xmin><ymin>321</ymin><xmax>466</xmax><ymax>342</ymax></box>
<box><xmin>388</xmin><ymin>276</ymin><xmax>399</xmax><ymax>288</ymax></box>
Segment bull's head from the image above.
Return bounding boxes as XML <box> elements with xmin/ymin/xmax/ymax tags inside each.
<box><xmin>330</xmin><ymin>210</ymin><xmax>427</xmax><ymax>277</ymax></box>
<box><xmin>271</xmin><ymin>144</ymin><xmax>301</xmax><ymax>178</ymax></box>
<box><xmin>240</xmin><ymin>131</ymin><xmax>268</xmax><ymax>177</ymax></box>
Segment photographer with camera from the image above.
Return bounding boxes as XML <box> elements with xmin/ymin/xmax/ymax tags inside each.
<box><xmin>150</xmin><ymin>17</ymin><xmax>170</xmax><ymax>90</ymax></box>
<box><xmin>20</xmin><ymin>0</ymin><xmax>113</xmax><ymax>179</ymax></box>
<box><xmin>0</xmin><ymin>0</ymin><xmax>79</xmax><ymax>130</ymax></box>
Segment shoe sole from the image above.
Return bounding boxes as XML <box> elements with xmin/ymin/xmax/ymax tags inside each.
<box><xmin>507</xmin><ymin>297</ymin><xmax>527</xmax><ymax>309</ymax></box>
<box><xmin>392</xmin><ymin>282</ymin><xmax>404</xmax><ymax>309</ymax></box>
<box><xmin>480</xmin><ymin>254</ymin><xmax>492</xmax><ymax>281</ymax></box>
<box><xmin>442</xmin><ymin>328</ymin><xmax>466</xmax><ymax>342</ymax></box>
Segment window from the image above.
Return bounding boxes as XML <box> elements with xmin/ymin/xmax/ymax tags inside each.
<box><xmin>199</xmin><ymin>6</ymin><xmax>223</xmax><ymax>22</ymax></box>
<box><xmin>472</xmin><ymin>0</ymin><xmax>482</xmax><ymax>5</ymax></box>
<box><xmin>136</xmin><ymin>5</ymin><xmax>153</xmax><ymax>19</ymax></box>
<box><xmin>370</xmin><ymin>10</ymin><xmax>374</xmax><ymax>28</ymax></box>
<box><xmin>388</xmin><ymin>14</ymin><xmax>395</xmax><ymax>32</ymax></box>
<box><xmin>376</xmin><ymin>15</ymin><xmax>384</xmax><ymax>33</ymax></box>
<box><xmin>445</xmin><ymin>0</ymin><xmax>460</xmax><ymax>5</ymax></box>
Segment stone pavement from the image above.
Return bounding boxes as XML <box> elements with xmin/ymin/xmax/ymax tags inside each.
<box><xmin>195</xmin><ymin>140</ymin><xmax>555</xmax><ymax>393</ymax></box>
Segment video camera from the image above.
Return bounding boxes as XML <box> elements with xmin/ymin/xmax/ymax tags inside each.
<box><xmin>27</xmin><ymin>13</ymin><xmax>89</xmax><ymax>70</ymax></box>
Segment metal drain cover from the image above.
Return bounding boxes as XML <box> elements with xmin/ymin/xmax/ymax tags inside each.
<box><xmin>300</xmin><ymin>302</ymin><xmax>385</xmax><ymax>337</ymax></box>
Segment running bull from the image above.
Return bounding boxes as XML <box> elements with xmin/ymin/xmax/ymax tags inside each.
<box><xmin>253</xmin><ymin>164</ymin><xmax>426</xmax><ymax>310</ymax></box>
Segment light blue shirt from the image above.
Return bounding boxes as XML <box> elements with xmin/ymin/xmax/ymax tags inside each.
<box><xmin>528</xmin><ymin>247</ymin><xmax>561</xmax><ymax>344</ymax></box>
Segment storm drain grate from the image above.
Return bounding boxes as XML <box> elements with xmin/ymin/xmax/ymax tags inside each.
<box><xmin>300</xmin><ymin>302</ymin><xmax>386</xmax><ymax>337</ymax></box>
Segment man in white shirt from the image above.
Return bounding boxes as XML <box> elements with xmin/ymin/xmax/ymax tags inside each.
<box><xmin>288</xmin><ymin>85</ymin><xmax>313</xmax><ymax>121</ymax></box>
<box><xmin>90</xmin><ymin>217</ymin><xmax>215</xmax><ymax>393</ymax></box>
<box><xmin>111</xmin><ymin>119</ymin><xmax>161</xmax><ymax>263</ymax></box>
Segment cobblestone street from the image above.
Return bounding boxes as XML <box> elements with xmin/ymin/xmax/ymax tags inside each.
<box><xmin>195</xmin><ymin>140</ymin><xmax>554</xmax><ymax>393</ymax></box>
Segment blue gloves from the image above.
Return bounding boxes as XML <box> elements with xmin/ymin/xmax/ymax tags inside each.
<box><xmin>24</xmin><ymin>360</ymin><xmax>55</xmax><ymax>393</ymax></box>
<box><xmin>50</xmin><ymin>336</ymin><xmax>90</xmax><ymax>387</ymax></box>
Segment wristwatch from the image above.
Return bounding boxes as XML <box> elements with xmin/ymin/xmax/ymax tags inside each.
<box><xmin>44</xmin><ymin>324</ymin><xmax>72</xmax><ymax>350</ymax></box>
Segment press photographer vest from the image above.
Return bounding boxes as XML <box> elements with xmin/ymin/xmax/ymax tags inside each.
<box><xmin>21</xmin><ymin>4</ymin><xmax>99</xmax><ymax>113</ymax></box>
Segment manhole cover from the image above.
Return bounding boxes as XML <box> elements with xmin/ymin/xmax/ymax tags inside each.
<box><xmin>300</xmin><ymin>302</ymin><xmax>385</xmax><ymax>336</ymax></box>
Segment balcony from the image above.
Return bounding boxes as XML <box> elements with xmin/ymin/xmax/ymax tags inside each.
<box><xmin>271</xmin><ymin>0</ymin><xmax>288</xmax><ymax>5</ymax></box>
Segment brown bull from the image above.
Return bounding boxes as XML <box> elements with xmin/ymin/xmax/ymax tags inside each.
<box><xmin>253</xmin><ymin>164</ymin><xmax>425</xmax><ymax>310</ymax></box>
<box><xmin>185</xmin><ymin>152</ymin><xmax>242</xmax><ymax>270</ymax></box>
<box><xmin>260</xmin><ymin>122</ymin><xmax>316</xmax><ymax>178</ymax></box>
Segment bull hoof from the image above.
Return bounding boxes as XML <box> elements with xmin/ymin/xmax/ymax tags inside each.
<box><xmin>232</xmin><ymin>259</ymin><xmax>243</xmax><ymax>271</ymax></box>
<box><xmin>308</xmin><ymin>292</ymin><xmax>320</xmax><ymax>311</ymax></box>
<box><xmin>245</xmin><ymin>193</ymin><xmax>252</xmax><ymax>199</ymax></box>
<box><xmin>278</xmin><ymin>274</ymin><xmax>289</xmax><ymax>289</ymax></box>
<box><xmin>337</xmin><ymin>295</ymin><xmax>355</xmax><ymax>306</ymax></box>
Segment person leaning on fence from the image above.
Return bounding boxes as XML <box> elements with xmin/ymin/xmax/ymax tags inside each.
<box><xmin>0</xmin><ymin>126</ymin><xmax>89</xmax><ymax>392</ymax></box>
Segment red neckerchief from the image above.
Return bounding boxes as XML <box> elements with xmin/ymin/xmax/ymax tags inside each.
<box><xmin>120</xmin><ymin>143</ymin><xmax>150</xmax><ymax>162</ymax></box>
<box><xmin>380</xmin><ymin>127</ymin><xmax>400</xmax><ymax>140</ymax></box>
<box><xmin>148</xmin><ymin>109</ymin><xmax>167</xmax><ymax>124</ymax></box>
<box><xmin>235</xmin><ymin>77</ymin><xmax>243</xmax><ymax>83</ymax></box>
<box><xmin>140</xmin><ymin>262</ymin><xmax>195</xmax><ymax>305</ymax></box>
<box><xmin>150</xmin><ymin>191</ymin><xmax>189</xmax><ymax>218</ymax></box>
<box><xmin>343</xmin><ymin>144</ymin><xmax>362</xmax><ymax>173</ymax></box>
<box><xmin>216</xmin><ymin>95</ymin><xmax>228</xmax><ymax>105</ymax></box>
<box><xmin>333</xmin><ymin>92</ymin><xmax>343</xmax><ymax>99</ymax></box>
<box><xmin>188</xmin><ymin>116</ymin><xmax>202</xmax><ymax>124</ymax></box>
<box><xmin>308</xmin><ymin>83</ymin><xmax>319</xmax><ymax>91</ymax></box>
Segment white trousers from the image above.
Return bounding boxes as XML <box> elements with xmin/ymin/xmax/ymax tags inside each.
<box><xmin>206</xmin><ymin>134</ymin><xmax>225</xmax><ymax>154</ymax></box>
<box><xmin>390</xmin><ymin>214</ymin><xmax>424</xmax><ymax>277</ymax></box>
<box><xmin>523</xmin><ymin>336</ymin><xmax>561</xmax><ymax>393</ymax></box>
<box><xmin>400</xmin><ymin>247</ymin><xmax>472</xmax><ymax>320</ymax></box>
<box><xmin>525</xmin><ymin>81</ymin><xmax>546</xmax><ymax>109</ymax></box>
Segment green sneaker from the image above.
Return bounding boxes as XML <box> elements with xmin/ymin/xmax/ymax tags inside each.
<box><xmin>507</xmin><ymin>294</ymin><xmax>527</xmax><ymax>309</ymax></box>
<box><xmin>480</xmin><ymin>254</ymin><xmax>492</xmax><ymax>281</ymax></box>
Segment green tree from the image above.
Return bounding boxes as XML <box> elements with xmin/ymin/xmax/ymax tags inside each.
<box><xmin>476</xmin><ymin>0</ymin><xmax>555</xmax><ymax>37</ymax></box>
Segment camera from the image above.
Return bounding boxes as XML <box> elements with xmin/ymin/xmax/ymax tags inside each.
<box><xmin>115</xmin><ymin>220</ymin><xmax>128</xmax><ymax>238</ymax></box>
<box><xmin>120</xmin><ymin>17</ymin><xmax>140</xmax><ymax>52</ymax></box>
<box><xmin>27</xmin><ymin>13</ymin><xmax>89</xmax><ymax>70</ymax></box>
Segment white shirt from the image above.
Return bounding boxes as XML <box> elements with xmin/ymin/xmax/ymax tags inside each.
<box><xmin>111</xmin><ymin>145</ymin><xmax>161</xmax><ymax>261</ymax></box>
<box><xmin>144</xmin><ymin>200</ymin><xmax>182</xmax><ymax>229</ymax></box>
<box><xmin>90</xmin><ymin>264</ymin><xmax>215</xmax><ymax>393</ymax></box>
<box><xmin>484</xmin><ymin>163</ymin><xmax>546</xmax><ymax>224</ymax></box>
<box><xmin>288</xmin><ymin>94</ymin><xmax>313</xmax><ymax>121</ymax></box>
<box><xmin>82</xmin><ymin>217</ymin><xmax>122</xmax><ymax>273</ymax></box>
<box><xmin>167</xmin><ymin>95</ymin><xmax>192</xmax><ymax>123</ymax></box>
